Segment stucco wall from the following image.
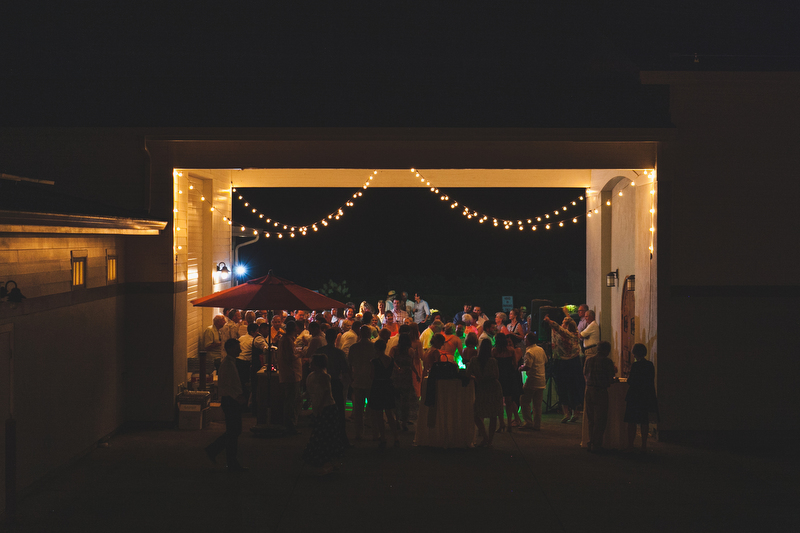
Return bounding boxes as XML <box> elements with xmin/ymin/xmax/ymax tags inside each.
<box><xmin>0</xmin><ymin>234</ymin><xmax>126</xmax><ymax>490</ymax></box>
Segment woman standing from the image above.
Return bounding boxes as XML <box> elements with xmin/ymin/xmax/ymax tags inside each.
<box><xmin>389</xmin><ymin>333</ymin><xmax>419</xmax><ymax>432</ymax></box>
<box><xmin>545</xmin><ymin>315</ymin><xmax>583</xmax><ymax>423</ymax></box>
<box><xmin>506</xmin><ymin>308</ymin><xmax>525</xmax><ymax>348</ymax></box>
<box><xmin>302</xmin><ymin>354</ymin><xmax>345</xmax><ymax>475</ymax></box>
<box><xmin>461</xmin><ymin>332</ymin><xmax>479</xmax><ymax>365</ymax></box>
<box><xmin>624</xmin><ymin>343</ymin><xmax>659</xmax><ymax>453</ymax></box>
<box><xmin>492</xmin><ymin>333</ymin><xmax>523</xmax><ymax>432</ymax></box>
<box><xmin>466</xmin><ymin>339</ymin><xmax>503</xmax><ymax>447</ymax></box>
<box><xmin>368</xmin><ymin>340</ymin><xmax>399</xmax><ymax>448</ymax></box>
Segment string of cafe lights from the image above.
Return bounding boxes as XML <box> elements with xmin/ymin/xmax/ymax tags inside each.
<box><xmin>173</xmin><ymin>168</ymin><xmax>656</xmax><ymax>241</ymax></box>
<box><xmin>411</xmin><ymin>168</ymin><xmax>586</xmax><ymax>231</ymax></box>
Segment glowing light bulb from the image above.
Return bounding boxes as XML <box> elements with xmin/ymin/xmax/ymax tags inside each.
<box><xmin>554</xmin><ymin>211</ymin><xmax>559</xmax><ymax>215</ymax></box>
<box><xmin>259</xmin><ymin>214</ymin><xmax>264</xmax><ymax>218</ymax></box>
<box><xmin>253</xmin><ymin>230</ymin><xmax>258</xmax><ymax>235</ymax></box>
<box><xmin>545</xmin><ymin>214</ymin><xmax>550</xmax><ymax>219</ymax></box>
<box><xmin>290</xmin><ymin>233</ymin><xmax>295</xmax><ymax>237</ymax></box>
<box><xmin>173</xmin><ymin>208</ymin><xmax>178</xmax><ymax>213</ymax></box>
<box><xmin>335</xmin><ymin>215</ymin><xmax>340</xmax><ymax>220</ymax></box>
<box><xmin>231</xmin><ymin>188</ymin><xmax>235</xmax><ymax>192</ymax></box>
<box><xmin>176</xmin><ymin>226</ymin><xmax>180</xmax><ymax>231</ymax></box>
<box><xmin>430</xmin><ymin>187</ymin><xmax>435</xmax><ymax>191</ymax></box>
<box><xmin>650</xmin><ymin>208</ymin><xmax>655</xmax><ymax>214</ymax></box>
<box><xmin>546</xmin><ymin>224</ymin><xmax>551</xmax><ymax>230</ymax></box>
<box><xmin>594</xmin><ymin>209</ymin><xmax>599</xmax><ymax>214</ymax></box>
<box><xmin>177</xmin><ymin>245</ymin><xmax>182</xmax><ymax>250</ymax></box>
<box><xmin>201</xmin><ymin>196</ymin><xmax>205</xmax><ymax>201</ymax></box>
<box><xmin>273</xmin><ymin>222</ymin><xmax>278</xmax><ymax>227</ymax></box>
<box><xmin>252</xmin><ymin>208</ymin><xmax>256</xmax><ymax>213</ymax></box>
<box><xmin>373</xmin><ymin>171</ymin><xmax>377</xmax><ymax>175</ymax></box>
<box><xmin>241</xmin><ymin>226</ymin><xmax>245</xmax><ymax>231</ymax></box>
<box><xmin>266</xmin><ymin>219</ymin><xmax>271</xmax><ymax>223</ymax></box>
<box><xmin>479</xmin><ymin>219</ymin><xmax>484</xmax><ymax>223</ymax></box>
<box><xmin>571</xmin><ymin>201</ymin><xmax>576</xmax><ymax>205</ymax></box>
<box><xmin>559</xmin><ymin>222</ymin><xmax>564</xmax><ymax>227</ymax></box>
<box><xmin>517</xmin><ymin>220</ymin><xmax>522</xmax><ymax>225</ymax></box>
<box><xmin>283</xmin><ymin>225</ymin><xmax>288</xmax><ymax>229</ymax></box>
<box><xmin>527</xmin><ymin>219</ymin><xmax>532</xmax><ymax>223</ymax></box>
<box><xmin>630</xmin><ymin>181</ymin><xmax>635</xmax><ymax>186</ymax></box>
<box><xmin>504</xmin><ymin>225</ymin><xmax>509</xmax><ymax>230</ymax></box>
<box><xmin>266</xmin><ymin>233</ymin><xmax>270</xmax><ymax>237</ymax></box>
<box><xmin>580</xmin><ymin>196</ymin><xmax>584</xmax><ymax>200</ymax></box>
<box><xmin>537</xmin><ymin>217</ymin><xmax>541</xmax><ymax>222</ymax></box>
<box><xmin>650</xmin><ymin>189</ymin><xmax>655</xmax><ymax>195</ymax></box>
<box><xmin>278</xmin><ymin>234</ymin><xmax>283</xmax><ymax>239</ymax></box>
<box><xmin>532</xmin><ymin>226</ymin><xmax>537</xmax><ymax>231</ymax></box>
<box><xmin>453</xmin><ymin>202</ymin><xmax>458</xmax><ymax>207</ymax></box>
<box><xmin>587</xmin><ymin>212</ymin><xmax>592</xmax><ymax>218</ymax></box>
<box><xmin>244</xmin><ymin>202</ymin><xmax>249</xmax><ymax>207</ymax></box>
<box><xmin>313</xmin><ymin>226</ymin><xmax>318</xmax><ymax>231</ymax></box>
<box><xmin>369</xmin><ymin>176</ymin><xmax>373</xmax><ymax>180</ymax></box>
<box><xmin>228</xmin><ymin>221</ymin><xmax>232</xmax><ymax>225</ymax></box>
<box><xmin>189</xmin><ymin>185</ymin><xmax>193</xmax><ymax>190</ymax></box>
<box><xmin>606</xmin><ymin>200</ymin><xmax>611</xmax><ymax>206</ymax></box>
<box><xmin>358</xmin><ymin>192</ymin><xmax>362</xmax><ymax>196</ymax></box>
<box><xmin>426</xmin><ymin>182</ymin><xmax>430</xmax><ymax>186</ymax></box>
<box><xmin>210</xmin><ymin>207</ymin><xmax>215</xmax><ymax>211</ymax></box>
<box><xmin>618</xmin><ymin>191</ymin><xmax>623</xmax><ymax>196</ymax></box>
<box><xmin>179</xmin><ymin>190</ymin><xmax>183</xmax><ymax>194</ymax></box>
<box><xmin>518</xmin><ymin>226</ymin><xmax>523</xmax><ymax>231</ymax></box>
<box><xmin>411</xmin><ymin>168</ymin><xmax>416</xmax><ymax>173</ymax></box>
<box><xmin>562</xmin><ymin>206</ymin><xmax>567</xmax><ymax>210</ymax></box>
<box><xmin>238</xmin><ymin>196</ymin><xmax>242</xmax><ymax>200</ymax></box>
<box><xmin>572</xmin><ymin>218</ymin><xmax>577</xmax><ymax>223</ymax></box>
<box><xmin>650</xmin><ymin>227</ymin><xmax>655</xmax><ymax>232</ymax></box>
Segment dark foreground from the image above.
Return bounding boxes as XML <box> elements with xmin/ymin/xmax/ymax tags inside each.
<box><xmin>6</xmin><ymin>410</ymin><xmax>798</xmax><ymax>532</ymax></box>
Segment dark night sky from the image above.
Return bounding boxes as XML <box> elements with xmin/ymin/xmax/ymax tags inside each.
<box><xmin>233</xmin><ymin>186</ymin><xmax>586</xmax><ymax>314</ymax></box>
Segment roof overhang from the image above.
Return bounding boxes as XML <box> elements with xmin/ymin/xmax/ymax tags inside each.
<box><xmin>0</xmin><ymin>210</ymin><xmax>167</xmax><ymax>235</ymax></box>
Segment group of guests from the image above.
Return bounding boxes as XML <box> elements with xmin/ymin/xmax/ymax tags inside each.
<box><xmin>202</xmin><ymin>298</ymin><xmax>657</xmax><ymax>472</ymax></box>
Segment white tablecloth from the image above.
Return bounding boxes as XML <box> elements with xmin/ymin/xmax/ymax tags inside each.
<box><xmin>581</xmin><ymin>381</ymin><xmax>629</xmax><ymax>449</ymax></box>
<box><xmin>415</xmin><ymin>378</ymin><xmax>475</xmax><ymax>448</ymax></box>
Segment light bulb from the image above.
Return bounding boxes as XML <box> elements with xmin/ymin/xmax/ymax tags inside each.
<box><xmin>210</xmin><ymin>207</ymin><xmax>215</xmax><ymax>211</ymax></box>
<box><xmin>238</xmin><ymin>196</ymin><xmax>242</xmax><ymax>200</ymax></box>
<box><xmin>259</xmin><ymin>214</ymin><xmax>264</xmax><ymax>218</ymax></box>
<box><xmin>606</xmin><ymin>200</ymin><xmax>611</xmax><ymax>206</ymax></box>
<box><xmin>201</xmin><ymin>196</ymin><xmax>205</xmax><ymax>201</ymax></box>
<box><xmin>619</xmin><ymin>191</ymin><xmax>623</xmax><ymax>196</ymax></box>
<box><xmin>176</xmin><ymin>227</ymin><xmax>180</xmax><ymax>231</ymax></box>
<box><xmin>241</xmin><ymin>226</ymin><xmax>245</xmax><ymax>231</ymax></box>
<box><xmin>532</xmin><ymin>226</ymin><xmax>537</xmax><ymax>231</ymax></box>
<box><xmin>631</xmin><ymin>181</ymin><xmax>635</xmax><ymax>186</ymax></box>
<box><xmin>278</xmin><ymin>234</ymin><xmax>283</xmax><ymax>238</ymax></box>
<box><xmin>573</xmin><ymin>218</ymin><xmax>577</xmax><ymax>223</ymax></box>
<box><xmin>527</xmin><ymin>219</ymin><xmax>532</xmax><ymax>223</ymax></box>
<box><xmin>266</xmin><ymin>233</ymin><xmax>270</xmax><ymax>237</ymax></box>
<box><xmin>253</xmin><ymin>230</ymin><xmax>258</xmax><ymax>235</ymax></box>
<box><xmin>537</xmin><ymin>217</ymin><xmax>541</xmax><ymax>222</ymax></box>
<box><xmin>173</xmin><ymin>208</ymin><xmax>178</xmax><ymax>213</ymax></box>
<box><xmin>244</xmin><ymin>202</ymin><xmax>249</xmax><ymax>207</ymax></box>
<box><xmin>546</xmin><ymin>224</ymin><xmax>551</xmax><ymax>230</ymax></box>
<box><xmin>559</xmin><ymin>222</ymin><xmax>564</xmax><ymax>227</ymax></box>
<box><xmin>179</xmin><ymin>190</ymin><xmax>183</xmax><ymax>194</ymax></box>
<box><xmin>252</xmin><ymin>208</ymin><xmax>256</xmax><ymax>213</ymax></box>
<box><xmin>189</xmin><ymin>185</ymin><xmax>193</xmax><ymax>190</ymax></box>
<box><xmin>650</xmin><ymin>208</ymin><xmax>655</xmax><ymax>213</ymax></box>
<box><xmin>410</xmin><ymin>168</ymin><xmax>416</xmax><ymax>173</ymax></box>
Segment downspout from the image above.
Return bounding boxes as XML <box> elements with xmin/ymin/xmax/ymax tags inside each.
<box><xmin>233</xmin><ymin>234</ymin><xmax>260</xmax><ymax>286</ymax></box>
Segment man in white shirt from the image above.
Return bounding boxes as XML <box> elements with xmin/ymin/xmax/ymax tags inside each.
<box><xmin>520</xmin><ymin>333</ymin><xmax>548</xmax><ymax>431</ymax></box>
<box><xmin>580</xmin><ymin>310</ymin><xmax>600</xmax><ymax>359</ymax></box>
<box><xmin>472</xmin><ymin>306</ymin><xmax>489</xmax><ymax>329</ymax></box>
<box><xmin>420</xmin><ymin>319</ymin><xmax>444</xmax><ymax>351</ymax></box>
<box><xmin>412</xmin><ymin>292</ymin><xmax>431</xmax><ymax>330</ymax></box>
<box><xmin>205</xmin><ymin>338</ymin><xmax>247</xmax><ymax>471</ymax></box>
<box><xmin>202</xmin><ymin>315</ymin><xmax>226</xmax><ymax>372</ymax></box>
<box><xmin>338</xmin><ymin>320</ymin><xmax>360</xmax><ymax>355</ymax></box>
<box><xmin>479</xmin><ymin>320</ymin><xmax>497</xmax><ymax>346</ymax></box>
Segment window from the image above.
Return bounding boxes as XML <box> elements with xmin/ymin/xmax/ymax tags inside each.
<box><xmin>107</xmin><ymin>254</ymin><xmax>117</xmax><ymax>283</ymax></box>
<box><xmin>71</xmin><ymin>250</ymin><xmax>87</xmax><ymax>289</ymax></box>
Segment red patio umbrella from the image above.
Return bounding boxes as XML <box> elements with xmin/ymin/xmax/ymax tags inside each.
<box><xmin>190</xmin><ymin>271</ymin><xmax>345</xmax><ymax>433</ymax></box>
<box><xmin>190</xmin><ymin>271</ymin><xmax>346</xmax><ymax>311</ymax></box>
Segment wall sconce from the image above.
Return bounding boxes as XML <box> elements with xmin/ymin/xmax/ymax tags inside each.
<box><xmin>215</xmin><ymin>262</ymin><xmax>230</xmax><ymax>282</ymax></box>
<box><xmin>626</xmin><ymin>275</ymin><xmax>635</xmax><ymax>292</ymax></box>
<box><xmin>0</xmin><ymin>280</ymin><xmax>26</xmax><ymax>303</ymax></box>
<box><xmin>606</xmin><ymin>269</ymin><xmax>619</xmax><ymax>288</ymax></box>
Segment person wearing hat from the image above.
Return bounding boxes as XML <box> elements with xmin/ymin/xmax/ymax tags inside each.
<box><xmin>385</xmin><ymin>290</ymin><xmax>397</xmax><ymax>313</ymax></box>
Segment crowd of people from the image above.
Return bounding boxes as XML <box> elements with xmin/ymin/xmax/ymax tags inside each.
<box><xmin>202</xmin><ymin>292</ymin><xmax>657</xmax><ymax>474</ymax></box>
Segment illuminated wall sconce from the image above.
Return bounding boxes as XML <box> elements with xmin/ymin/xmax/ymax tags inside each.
<box><xmin>0</xmin><ymin>280</ymin><xmax>26</xmax><ymax>303</ymax></box>
<box><xmin>606</xmin><ymin>269</ymin><xmax>619</xmax><ymax>288</ymax></box>
<box><xmin>215</xmin><ymin>262</ymin><xmax>230</xmax><ymax>283</ymax></box>
<box><xmin>626</xmin><ymin>275</ymin><xmax>636</xmax><ymax>292</ymax></box>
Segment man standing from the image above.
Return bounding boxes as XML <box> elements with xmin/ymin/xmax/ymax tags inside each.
<box><xmin>202</xmin><ymin>315</ymin><xmax>226</xmax><ymax>372</ymax></box>
<box><xmin>317</xmin><ymin>328</ymin><xmax>352</xmax><ymax>446</ymax></box>
<box><xmin>453</xmin><ymin>303</ymin><xmax>472</xmax><ymax>325</ymax></box>
<box><xmin>412</xmin><ymin>292</ymin><xmax>431</xmax><ymax>331</ymax></box>
<box><xmin>420</xmin><ymin>319</ymin><xmax>444</xmax><ymax>351</ymax></box>
<box><xmin>472</xmin><ymin>305</ymin><xmax>489</xmax><ymax>329</ymax></box>
<box><xmin>277</xmin><ymin>321</ymin><xmax>303</xmax><ymax>435</ymax></box>
<box><xmin>580</xmin><ymin>310</ymin><xmax>600</xmax><ymax>359</ymax></box>
<box><xmin>347</xmin><ymin>327</ymin><xmax>375</xmax><ymax>440</ymax></box>
<box><xmin>519</xmin><ymin>333</ymin><xmax>548</xmax><ymax>431</ymax></box>
<box><xmin>576</xmin><ymin>304</ymin><xmax>590</xmax><ymax>334</ymax></box>
<box><xmin>205</xmin><ymin>338</ymin><xmax>247</xmax><ymax>471</ymax></box>
<box><xmin>479</xmin><ymin>320</ymin><xmax>497</xmax><ymax>346</ymax></box>
<box><xmin>391</xmin><ymin>298</ymin><xmax>409</xmax><ymax>323</ymax></box>
<box><xmin>338</xmin><ymin>320</ymin><xmax>361</xmax><ymax>356</ymax></box>
<box><xmin>583</xmin><ymin>341</ymin><xmax>618</xmax><ymax>453</ymax></box>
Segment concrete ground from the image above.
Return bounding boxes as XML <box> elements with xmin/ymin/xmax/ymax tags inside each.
<box><xmin>5</xmin><ymin>409</ymin><xmax>798</xmax><ymax>533</ymax></box>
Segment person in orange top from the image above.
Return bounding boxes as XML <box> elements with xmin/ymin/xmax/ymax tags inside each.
<box><xmin>383</xmin><ymin>311</ymin><xmax>399</xmax><ymax>337</ymax></box>
<box><xmin>423</xmin><ymin>333</ymin><xmax>446</xmax><ymax>377</ymax></box>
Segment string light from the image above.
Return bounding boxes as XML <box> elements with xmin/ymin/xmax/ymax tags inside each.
<box><xmin>175</xmin><ymin>167</ymin><xmax>658</xmax><ymax>242</ymax></box>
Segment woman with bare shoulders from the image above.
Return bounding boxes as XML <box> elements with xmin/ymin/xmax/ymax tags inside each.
<box><xmin>492</xmin><ymin>333</ymin><xmax>523</xmax><ymax>432</ymax></box>
<box><xmin>466</xmin><ymin>339</ymin><xmax>503</xmax><ymax>447</ymax></box>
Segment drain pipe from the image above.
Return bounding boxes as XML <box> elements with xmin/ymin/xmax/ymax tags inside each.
<box><xmin>233</xmin><ymin>234</ymin><xmax>260</xmax><ymax>286</ymax></box>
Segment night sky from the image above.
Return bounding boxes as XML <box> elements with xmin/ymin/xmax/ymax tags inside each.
<box><xmin>233</xmin><ymin>186</ymin><xmax>586</xmax><ymax>316</ymax></box>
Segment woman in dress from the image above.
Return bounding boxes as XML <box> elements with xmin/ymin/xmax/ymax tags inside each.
<box><xmin>505</xmin><ymin>308</ymin><xmax>525</xmax><ymax>348</ymax></box>
<box><xmin>389</xmin><ymin>333</ymin><xmax>419</xmax><ymax>432</ymax></box>
<box><xmin>461</xmin><ymin>332</ymin><xmax>479</xmax><ymax>365</ymax></box>
<box><xmin>624</xmin><ymin>343</ymin><xmax>659</xmax><ymax>453</ymax></box>
<box><xmin>492</xmin><ymin>333</ymin><xmax>523</xmax><ymax>432</ymax></box>
<box><xmin>368</xmin><ymin>339</ymin><xmax>399</xmax><ymax>448</ymax></box>
<box><xmin>544</xmin><ymin>315</ymin><xmax>583</xmax><ymax>423</ymax></box>
<box><xmin>302</xmin><ymin>354</ymin><xmax>345</xmax><ymax>475</ymax></box>
<box><xmin>440</xmin><ymin>322</ymin><xmax>461</xmax><ymax>363</ymax></box>
<box><xmin>466</xmin><ymin>339</ymin><xmax>503</xmax><ymax>447</ymax></box>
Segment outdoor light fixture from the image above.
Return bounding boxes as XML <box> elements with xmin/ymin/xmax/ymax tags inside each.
<box><xmin>0</xmin><ymin>280</ymin><xmax>26</xmax><ymax>303</ymax></box>
<box><xmin>234</xmin><ymin>264</ymin><xmax>247</xmax><ymax>277</ymax></box>
<box><xmin>606</xmin><ymin>269</ymin><xmax>619</xmax><ymax>288</ymax></box>
<box><xmin>627</xmin><ymin>275</ymin><xmax>636</xmax><ymax>292</ymax></box>
<box><xmin>216</xmin><ymin>262</ymin><xmax>230</xmax><ymax>281</ymax></box>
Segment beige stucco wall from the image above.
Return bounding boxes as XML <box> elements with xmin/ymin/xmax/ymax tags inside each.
<box><xmin>0</xmin><ymin>234</ymin><xmax>127</xmax><ymax>490</ymax></box>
